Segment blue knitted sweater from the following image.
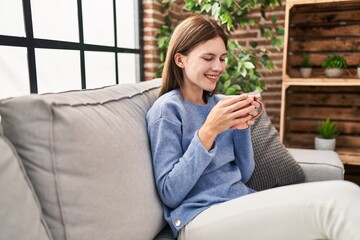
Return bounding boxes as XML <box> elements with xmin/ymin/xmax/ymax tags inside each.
<box><xmin>146</xmin><ymin>89</ymin><xmax>255</xmax><ymax>236</ymax></box>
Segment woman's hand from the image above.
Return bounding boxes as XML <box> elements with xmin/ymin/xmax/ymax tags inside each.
<box><xmin>232</xmin><ymin>94</ymin><xmax>264</xmax><ymax>129</ymax></box>
<box><xmin>198</xmin><ymin>95</ymin><xmax>255</xmax><ymax>150</ymax></box>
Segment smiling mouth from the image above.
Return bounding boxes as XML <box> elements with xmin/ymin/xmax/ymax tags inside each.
<box><xmin>205</xmin><ymin>74</ymin><xmax>219</xmax><ymax>82</ymax></box>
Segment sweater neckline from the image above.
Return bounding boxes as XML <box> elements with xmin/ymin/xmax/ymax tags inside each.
<box><xmin>175</xmin><ymin>89</ymin><xmax>212</xmax><ymax>108</ymax></box>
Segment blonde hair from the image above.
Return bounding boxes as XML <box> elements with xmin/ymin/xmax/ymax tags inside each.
<box><xmin>159</xmin><ymin>14</ymin><xmax>228</xmax><ymax>97</ymax></box>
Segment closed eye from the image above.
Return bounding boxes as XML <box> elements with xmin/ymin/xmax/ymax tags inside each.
<box><xmin>202</xmin><ymin>56</ymin><xmax>227</xmax><ymax>62</ymax></box>
<box><xmin>202</xmin><ymin>57</ymin><xmax>213</xmax><ymax>61</ymax></box>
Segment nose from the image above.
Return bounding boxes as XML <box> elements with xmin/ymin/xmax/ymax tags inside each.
<box><xmin>211</xmin><ymin>59</ymin><xmax>224</xmax><ymax>72</ymax></box>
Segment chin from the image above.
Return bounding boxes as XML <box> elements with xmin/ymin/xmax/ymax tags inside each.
<box><xmin>204</xmin><ymin>85</ymin><xmax>217</xmax><ymax>92</ymax></box>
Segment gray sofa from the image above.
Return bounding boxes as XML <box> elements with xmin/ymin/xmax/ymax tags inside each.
<box><xmin>0</xmin><ymin>78</ymin><xmax>344</xmax><ymax>240</ymax></box>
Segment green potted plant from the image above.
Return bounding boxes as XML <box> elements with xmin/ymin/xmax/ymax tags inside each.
<box><xmin>156</xmin><ymin>0</ymin><xmax>283</xmax><ymax>94</ymax></box>
<box><xmin>315</xmin><ymin>118</ymin><xmax>340</xmax><ymax>151</ymax></box>
<box><xmin>321</xmin><ymin>54</ymin><xmax>347</xmax><ymax>78</ymax></box>
<box><xmin>300</xmin><ymin>53</ymin><xmax>312</xmax><ymax>78</ymax></box>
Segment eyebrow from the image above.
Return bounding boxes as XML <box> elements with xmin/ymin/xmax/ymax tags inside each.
<box><xmin>202</xmin><ymin>53</ymin><xmax>228</xmax><ymax>57</ymax></box>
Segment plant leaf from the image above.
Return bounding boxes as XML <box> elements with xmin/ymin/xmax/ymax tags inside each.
<box><xmin>240</xmin><ymin>67</ymin><xmax>247</xmax><ymax>77</ymax></box>
<box><xmin>211</xmin><ymin>2</ymin><xmax>220</xmax><ymax>20</ymax></box>
<box><xmin>271</xmin><ymin>16</ymin><xmax>278</xmax><ymax>24</ymax></box>
<box><xmin>201</xmin><ymin>3</ymin><xmax>211</xmax><ymax>13</ymax></box>
<box><xmin>244</xmin><ymin>61</ymin><xmax>255</xmax><ymax>69</ymax></box>
<box><xmin>226</xmin><ymin>0</ymin><xmax>232</xmax><ymax>8</ymax></box>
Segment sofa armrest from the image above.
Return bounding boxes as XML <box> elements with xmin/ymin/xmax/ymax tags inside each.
<box><xmin>287</xmin><ymin>148</ymin><xmax>344</xmax><ymax>182</ymax></box>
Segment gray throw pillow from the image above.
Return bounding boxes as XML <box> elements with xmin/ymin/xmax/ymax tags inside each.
<box><xmin>0</xmin><ymin>135</ymin><xmax>53</xmax><ymax>240</ymax></box>
<box><xmin>153</xmin><ymin>225</ymin><xmax>175</xmax><ymax>240</ymax></box>
<box><xmin>247</xmin><ymin>109</ymin><xmax>305</xmax><ymax>191</ymax></box>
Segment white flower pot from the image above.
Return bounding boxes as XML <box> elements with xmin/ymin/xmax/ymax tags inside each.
<box><xmin>325</xmin><ymin>68</ymin><xmax>343</xmax><ymax>78</ymax></box>
<box><xmin>300</xmin><ymin>68</ymin><xmax>312</xmax><ymax>78</ymax></box>
<box><xmin>315</xmin><ymin>137</ymin><xmax>336</xmax><ymax>151</ymax></box>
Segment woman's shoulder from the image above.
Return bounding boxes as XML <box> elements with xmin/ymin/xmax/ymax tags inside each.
<box><xmin>157</xmin><ymin>89</ymin><xmax>180</xmax><ymax>102</ymax></box>
<box><xmin>152</xmin><ymin>89</ymin><xmax>182</xmax><ymax>110</ymax></box>
<box><xmin>147</xmin><ymin>89</ymin><xmax>183</xmax><ymax>123</ymax></box>
<box><xmin>211</xmin><ymin>93</ymin><xmax>223</xmax><ymax>103</ymax></box>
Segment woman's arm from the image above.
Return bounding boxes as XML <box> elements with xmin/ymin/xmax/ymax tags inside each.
<box><xmin>148</xmin><ymin>118</ymin><xmax>216</xmax><ymax>209</ymax></box>
<box><xmin>233</xmin><ymin>129</ymin><xmax>255</xmax><ymax>183</ymax></box>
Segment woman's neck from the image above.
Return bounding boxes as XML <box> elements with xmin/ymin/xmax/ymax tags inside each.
<box><xmin>181</xmin><ymin>89</ymin><xmax>206</xmax><ymax>105</ymax></box>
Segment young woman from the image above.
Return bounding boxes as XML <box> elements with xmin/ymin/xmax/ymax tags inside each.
<box><xmin>146</xmin><ymin>14</ymin><xmax>360</xmax><ymax>240</ymax></box>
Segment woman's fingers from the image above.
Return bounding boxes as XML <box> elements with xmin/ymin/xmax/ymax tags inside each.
<box><xmin>210</xmin><ymin>94</ymin><xmax>263</xmax><ymax>132</ymax></box>
<box><xmin>232</xmin><ymin>104</ymin><xmax>255</xmax><ymax>119</ymax></box>
<box><xmin>252</xmin><ymin>100</ymin><xmax>260</xmax><ymax>109</ymax></box>
<box><xmin>221</xmin><ymin>94</ymin><xmax>248</xmax><ymax>107</ymax></box>
<box><xmin>231</xmin><ymin>114</ymin><xmax>253</xmax><ymax>129</ymax></box>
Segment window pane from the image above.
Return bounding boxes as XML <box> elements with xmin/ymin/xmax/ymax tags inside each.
<box><xmin>0</xmin><ymin>46</ymin><xmax>29</xmax><ymax>99</ymax></box>
<box><xmin>31</xmin><ymin>0</ymin><xmax>78</xmax><ymax>42</ymax></box>
<box><xmin>117</xmin><ymin>53</ymin><xmax>139</xmax><ymax>83</ymax></box>
<box><xmin>36</xmin><ymin>49</ymin><xmax>81</xmax><ymax>93</ymax></box>
<box><xmin>0</xmin><ymin>0</ymin><xmax>25</xmax><ymax>37</ymax></box>
<box><xmin>85</xmin><ymin>51</ymin><xmax>116</xmax><ymax>89</ymax></box>
<box><xmin>116</xmin><ymin>0</ymin><xmax>138</xmax><ymax>48</ymax></box>
<box><xmin>83</xmin><ymin>0</ymin><xmax>114</xmax><ymax>46</ymax></box>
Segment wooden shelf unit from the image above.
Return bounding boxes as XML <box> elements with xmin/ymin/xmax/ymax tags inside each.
<box><xmin>280</xmin><ymin>0</ymin><xmax>360</xmax><ymax>165</ymax></box>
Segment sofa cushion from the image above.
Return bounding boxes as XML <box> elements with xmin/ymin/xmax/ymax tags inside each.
<box><xmin>0</xmin><ymin>134</ymin><xmax>53</xmax><ymax>240</ymax></box>
<box><xmin>287</xmin><ymin>148</ymin><xmax>344</xmax><ymax>182</ymax></box>
<box><xmin>0</xmin><ymin>79</ymin><xmax>165</xmax><ymax>240</ymax></box>
<box><xmin>247</xmin><ymin>109</ymin><xmax>305</xmax><ymax>190</ymax></box>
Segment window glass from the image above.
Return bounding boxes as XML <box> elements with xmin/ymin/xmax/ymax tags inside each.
<box><xmin>36</xmin><ymin>49</ymin><xmax>81</xmax><ymax>93</ymax></box>
<box><xmin>82</xmin><ymin>0</ymin><xmax>114</xmax><ymax>46</ymax></box>
<box><xmin>0</xmin><ymin>46</ymin><xmax>29</xmax><ymax>100</ymax></box>
<box><xmin>85</xmin><ymin>51</ymin><xmax>116</xmax><ymax>88</ymax></box>
<box><xmin>31</xmin><ymin>0</ymin><xmax>79</xmax><ymax>42</ymax></box>
<box><xmin>0</xmin><ymin>0</ymin><xmax>25</xmax><ymax>37</ymax></box>
<box><xmin>116</xmin><ymin>0</ymin><xmax>138</xmax><ymax>48</ymax></box>
<box><xmin>0</xmin><ymin>0</ymin><xmax>142</xmax><ymax>99</ymax></box>
<box><xmin>118</xmin><ymin>53</ymin><xmax>139</xmax><ymax>83</ymax></box>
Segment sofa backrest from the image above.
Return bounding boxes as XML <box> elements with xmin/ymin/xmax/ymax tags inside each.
<box><xmin>0</xmin><ymin>78</ymin><xmax>165</xmax><ymax>240</ymax></box>
<box><xmin>0</xmin><ymin>133</ymin><xmax>53</xmax><ymax>240</ymax></box>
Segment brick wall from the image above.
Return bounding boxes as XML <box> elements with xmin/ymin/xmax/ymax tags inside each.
<box><xmin>142</xmin><ymin>0</ymin><xmax>285</xmax><ymax>129</ymax></box>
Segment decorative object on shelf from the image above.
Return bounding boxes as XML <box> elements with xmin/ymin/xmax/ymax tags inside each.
<box><xmin>315</xmin><ymin>118</ymin><xmax>340</xmax><ymax>151</ymax></box>
<box><xmin>321</xmin><ymin>54</ymin><xmax>347</xmax><ymax>78</ymax></box>
<box><xmin>300</xmin><ymin>53</ymin><xmax>312</xmax><ymax>78</ymax></box>
<box><xmin>357</xmin><ymin>65</ymin><xmax>360</xmax><ymax>78</ymax></box>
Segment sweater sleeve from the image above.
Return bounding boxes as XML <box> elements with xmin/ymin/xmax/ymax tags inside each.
<box><xmin>148</xmin><ymin>117</ymin><xmax>216</xmax><ymax>209</ymax></box>
<box><xmin>233</xmin><ymin>128</ymin><xmax>255</xmax><ymax>183</ymax></box>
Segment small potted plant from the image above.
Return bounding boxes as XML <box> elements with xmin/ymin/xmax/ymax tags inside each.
<box><xmin>321</xmin><ymin>54</ymin><xmax>347</xmax><ymax>78</ymax></box>
<box><xmin>315</xmin><ymin>118</ymin><xmax>340</xmax><ymax>151</ymax></box>
<box><xmin>300</xmin><ymin>53</ymin><xmax>312</xmax><ymax>78</ymax></box>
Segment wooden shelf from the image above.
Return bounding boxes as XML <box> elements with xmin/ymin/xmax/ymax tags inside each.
<box><xmin>283</xmin><ymin>78</ymin><xmax>360</xmax><ymax>86</ymax></box>
<box><xmin>280</xmin><ymin>0</ymin><xmax>360</xmax><ymax>166</ymax></box>
<box><xmin>338</xmin><ymin>151</ymin><xmax>360</xmax><ymax>166</ymax></box>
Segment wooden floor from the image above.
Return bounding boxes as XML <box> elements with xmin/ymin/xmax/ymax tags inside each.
<box><xmin>344</xmin><ymin>164</ymin><xmax>360</xmax><ymax>186</ymax></box>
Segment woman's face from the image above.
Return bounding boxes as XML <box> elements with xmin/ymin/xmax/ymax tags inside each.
<box><xmin>176</xmin><ymin>36</ymin><xmax>227</xmax><ymax>101</ymax></box>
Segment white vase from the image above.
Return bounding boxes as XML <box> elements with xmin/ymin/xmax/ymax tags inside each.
<box><xmin>357</xmin><ymin>67</ymin><xmax>360</xmax><ymax>78</ymax></box>
<box><xmin>300</xmin><ymin>68</ymin><xmax>312</xmax><ymax>78</ymax></box>
<box><xmin>325</xmin><ymin>68</ymin><xmax>343</xmax><ymax>78</ymax></box>
<box><xmin>315</xmin><ymin>136</ymin><xmax>336</xmax><ymax>151</ymax></box>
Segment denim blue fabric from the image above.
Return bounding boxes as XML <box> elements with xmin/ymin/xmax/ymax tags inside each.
<box><xmin>146</xmin><ymin>90</ymin><xmax>255</xmax><ymax>237</ymax></box>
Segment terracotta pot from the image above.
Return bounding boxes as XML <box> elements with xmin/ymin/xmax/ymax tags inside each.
<box><xmin>300</xmin><ymin>68</ymin><xmax>312</xmax><ymax>78</ymax></box>
<box><xmin>324</xmin><ymin>68</ymin><xmax>343</xmax><ymax>78</ymax></box>
<box><xmin>315</xmin><ymin>137</ymin><xmax>336</xmax><ymax>151</ymax></box>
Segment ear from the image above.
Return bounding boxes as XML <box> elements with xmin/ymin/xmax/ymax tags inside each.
<box><xmin>174</xmin><ymin>53</ymin><xmax>185</xmax><ymax>68</ymax></box>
